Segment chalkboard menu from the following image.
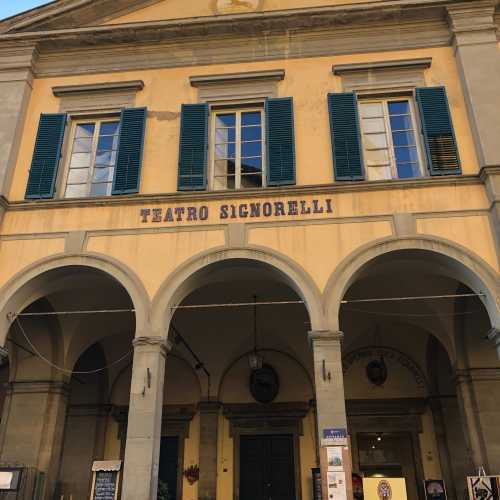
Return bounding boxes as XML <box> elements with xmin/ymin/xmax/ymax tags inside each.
<box><xmin>90</xmin><ymin>461</ymin><xmax>121</xmax><ymax>500</ymax></box>
<box><xmin>312</xmin><ymin>468</ymin><xmax>322</xmax><ymax>500</ymax></box>
<box><xmin>93</xmin><ymin>471</ymin><xmax>118</xmax><ymax>500</ymax></box>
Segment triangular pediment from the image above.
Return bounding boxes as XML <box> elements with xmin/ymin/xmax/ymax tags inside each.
<box><xmin>0</xmin><ymin>0</ymin><xmax>170</xmax><ymax>34</ymax></box>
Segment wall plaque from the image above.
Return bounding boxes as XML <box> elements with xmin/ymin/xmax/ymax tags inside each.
<box><xmin>90</xmin><ymin>461</ymin><xmax>122</xmax><ymax>500</ymax></box>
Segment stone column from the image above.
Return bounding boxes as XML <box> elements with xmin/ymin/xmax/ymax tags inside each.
<box><xmin>198</xmin><ymin>401</ymin><xmax>220</xmax><ymax>500</ymax></box>
<box><xmin>0</xmin><ymin>44</ymin><xmax>37</xmax><ymax>199</ymax></box>
<box><xmin>309</xmin><ymin>330</ymin><xmax>353</xmax><ymax>498</ymax></box>
<box><xmin>121</xmin><ymin>336</ymin><xmax>170</xmax><ymax>500</ymax></box>
<box><xmin>0</xmin><ymin>380</ymin><xmax>69</xmax><ymax>500</ymax></box>
<box><xmin>447</xmin><ymin>1</ymin><xmax>500</xmax><ymax>169</ymax></box>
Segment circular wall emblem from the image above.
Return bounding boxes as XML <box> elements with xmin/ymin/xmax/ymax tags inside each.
<box><xmin>214</xmin><ymin>0</ymin><xmax>261</xmax><ymax>14</ymax></box>
<box><xmin>377</xmin><ymin>480</ymin><xmax>392</xmax><ymax>500</ymax></box>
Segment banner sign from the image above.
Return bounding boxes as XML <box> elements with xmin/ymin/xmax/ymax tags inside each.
<box><xmin>467</xmin><ymin>476</ymin><xmax>500</xmax><ymax>500</ymax></box>
<box><xmin>322</xmin><ymin>428</ymin><xmax>348</xmax><ymax>446</ymax></box>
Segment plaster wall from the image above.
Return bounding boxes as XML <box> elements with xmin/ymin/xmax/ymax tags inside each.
<box><xmin>7</xmin><ymin>47</ymin><xmax>478</xmax><ymax>202</ymax></box>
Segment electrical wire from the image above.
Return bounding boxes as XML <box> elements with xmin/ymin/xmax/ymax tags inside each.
<box><xmin>341</xmin><ymin>293</ymin><xmax>484</xmax><ymax>304</ymax></box>
<box><xmin>11</xmin><ymin>308</ymin><xmax>135</xmax><ymax>318</ymax></box>
<box><xmin>341</xmin><ymin>306</ymin><xmax>484</xmax><ymax>317</ymax></box>
<box><xmin>15</xmin><ymin>317</ymin><xmax>132</xmax><ymax>375</ymax></box>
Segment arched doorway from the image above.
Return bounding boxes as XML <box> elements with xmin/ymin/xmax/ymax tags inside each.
<box><xmin>336</xmin><ymin>248</ymin><xmax>499</xmax><ymax>500</ymax></box>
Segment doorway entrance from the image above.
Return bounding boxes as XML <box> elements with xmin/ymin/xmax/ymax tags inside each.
<box><xmin>159</xmin><ymin>436</ymin><xmax>180</xmax><ymax>500</ymax></box>
<box><xmin>240</xmin><ymin>434</ymin><xmax>296</xmax><ymax>500</ymax></box>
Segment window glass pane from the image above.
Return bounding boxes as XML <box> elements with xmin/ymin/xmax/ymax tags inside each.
<box><xmin>93</xmin><ymin>167</ymin><xmax>114</xmax><ymax>183</ymax></box>
<box><xmin>75</xmin><ymin>123</ymin><xmax>95</xmax><ymax>138</ymax></box>
<box><xmin>364</xmin><ymin>133</ymin><xmax>388</xmax><ymax>149</ymax></box>
<box><xmin>90</xmin><ymin>183</ymin><xmax>112</xmax><ymax>196</ymax></box>
<box><xmin>241</xmin><ymin>142</ymin><xmax>262</xmax><ymax>158</ymax></box>
<box><xmin>366</xmin><ymin>165</ymin><xmax>392</xmax><ymax>181</ymax></box>
<box><xmin>73</xmin><ymin>138</ymin><xmax>93</xmax><ymax>153</ymax></box>
<box><xmin>215</xmin><ymin>143</ymin><xmax>235</xmax><ymax>159</ymax></box>
<box><xmin>360</xmin><ymin>103</ymin><xmax>383</xmax><ymax>118</ymax></box>
<box><xmin>389</xmin><ymin>115</ymin><xmax>412</xmax><ymax>131</ymax></box>
<box><xmin>215</xmin><ymin>128</ymin><xmax>235</xmax><ymax>144</ymax></box>
<box><xmin>65</xmin><ymin>184</ymin><xmax>87</xmax><ymax>198</ymax></box>
<box><xmin>241</xmin><ymin>157</ymin><xmax>262</xmax><ymax>174</ymax></box>
<box><xmin>397</xmin><ymin>162</ymin><xmax>420</xmax><ymax>179</ymax></box>
<box><xmin>95</xmin><ymin>150</ymin><xmax>117</xmax><ymax>167</ymax></box>
<box><xmin>365</xmin><ymin>149</ymin><xmax>390</xmax><ymax>166</ymax></box>
<box><xmin>70</xmin><ymin>152</ymin><xmax>92</xmax><ymax>168</ymax></box>
<box><xmin>388</xmin><ymin>101</ymin><xmax>410</xmax><ymax>115</ymax></box>
<box><xmin>241</xmin><ymin>126</ymin><xmax>262</xmax><ymax>142</ymax></box>
<box><xmin>214</xmin><ymin>176</ymin><xmax>235</xmax><ymax>190</ymax></box>
<box><xmin>97</xmin><ymin>135</ymin><xmax>119</xmax><ymax>151</ymax></box>
<box><xmin>215</xmin><ymin>113</ymin><xmax>235</xmax><ymax>128</ymax></box>
<box><xmin>100</xmin><ymin>122</ymin><xmax>120</xmax><ymax>135</ymax></box>
<box><xmin>362</xmin><ymin>118</ymin><xmax>386</xmax><ymax>134</ymax></box>
<box><xmin>241</xmin><ymin>175</ymin><xmax>263</xmax><ymax>188</ymax></box>
<box><xmin>395</xmin><ymin>147</ymin><xmax>419</xmax><ymax>163</ymax></box>
<box><xmin>392</xmin><ymin>131</ymin><xmax>416</xmax><ymax>147</ymax></box>
<box><xmin>242</xmin><ymin>112</ymin><xmax>261</xmax><ymax>126</ymax></box>
<box><xmin>214</xmin><ymin>159</ymin><xmax>235</xmax><ymax>177</ymax></box>
<box><xmin>67</xmin><ymin>168</ymin><xmax>90</xmax><ymax>184</ymax></box>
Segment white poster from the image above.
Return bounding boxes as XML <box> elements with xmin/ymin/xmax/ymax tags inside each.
<box><xmin>327</xmin><ymin>447</ymin><xmax>344</xmax><ymax>471</ymax></box>
<box><xmin>327</xmin><ymin>471</ymin><xmax>347</xmax><ymax>500</ymax></box>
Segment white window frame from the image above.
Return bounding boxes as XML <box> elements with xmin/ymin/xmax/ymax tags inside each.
<box><xmin>60</xmin><ymin>115</ymin><xmax>121</xmax><ymax>198</ymax></box>
<box><xmin>358</xmin><ymin>95</ymin><xmax>426</xmax><ymax>180</ymax></box>
<box><xmin>208</xmin><ymin>105</ymin><xmax>266</xmax><ymax>191</ymax></box>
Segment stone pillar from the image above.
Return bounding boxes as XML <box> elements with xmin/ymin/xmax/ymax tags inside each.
<box><xmin>481</xmin><ymin>167</ymin><xmax>500</xmax><ymax>272</ymax></box>
<box><xmin>0</xmin><ymin>44</ymin><xmax>37</xmax><ymax>198</ymax></box>
<box><xmin>121</xmin><ymin>336</ymin><xmax>170</xmax><ymax>500</ymax></box>
<box><xmin>0</xmin><ymin>380</ymin><xmax>69</xmax><ymax>500</ymax></box>
<box><xmin>309</xmin><ymin>330</ymin><xmax>353</xmax><ymax>499</ymax></box>
<box><xmin>198</xmin><ymin>401</ymin><xmax>220</xmax><ymax>500</ymax></box>
<box><xmin>447</xmin><ymin>1</ymin><xmax>500</xmax><ymax>169</ymax></box>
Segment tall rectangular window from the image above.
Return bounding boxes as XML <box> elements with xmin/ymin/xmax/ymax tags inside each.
<box><xmin>359</xmin><ymin>98</ymin><xmax>423</xmax><ymax>181</ymax></box>
<box><xmin>211</xmin><ymin>108</ymin><xmax>265</xmax><ymax>190</ymax></box>
<box><xmin>64</xmin><ymin>119</ymin><xmax>120</xmax><ymax>198</ymax></box>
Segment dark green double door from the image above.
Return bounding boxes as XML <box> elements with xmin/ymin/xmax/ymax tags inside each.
<box><xmin>240</xmin><ymin>434</ymin><xmax>296</xmax><ymax>500</ymax></box>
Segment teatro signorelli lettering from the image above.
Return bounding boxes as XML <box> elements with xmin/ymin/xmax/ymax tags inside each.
<box><xmin>139</xmin><ymin>198</ymin><xmax>334</xmax><ymax>223</ymax></box>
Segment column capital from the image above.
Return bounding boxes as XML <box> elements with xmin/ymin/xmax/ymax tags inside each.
<box><xmin>7</xmin><ymin>379</ymin><xmax>70</xmax><ymax>397</ymax></box>
<box><xmin>198</xmin><ymin>400</ymin><xmax>222</xmax><ymax>414</ymax></box>
<box><xmin>447</xmin><ymin>0</ymin><xmax>497</xmax><ymax>46</ymax></box>
<box><xmin>309</xmin><ymin>330</ymin><xmax>344</xmax><ymax>343</ymax></box>
<box><xmin>132</xmin><ymin>336</ymin><xmax>172</xmax><ymax>355</ymax></box>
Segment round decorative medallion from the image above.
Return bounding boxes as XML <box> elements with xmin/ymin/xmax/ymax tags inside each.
<box><xmin>249</xmin><ymin>364</ymin><xmax>279</xmax><ymax>404</ymax></box>
<box><xmin>214</xmin><ymin>0</ymin><xmax>262</xmax><ymax>15</ymax></box>
<box><xmin>366</xmin><ymin>357</ymin><xmax>388</xmax><ymax>386</ymax></box>
<box><xmin>377</xmin><ymin>480</ymin><xmax>392</xmax><ymax>500</ymax></box>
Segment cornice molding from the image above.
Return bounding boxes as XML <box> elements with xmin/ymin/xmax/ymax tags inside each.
<box><xmin>1</xmin><ymin>174</ymin><xmax>482</xmax><ymax>213</ymax></box>
<box><xmin>333</xmin><ymin>57</ymin><xmax>432</xmax><ymax>75</ymax></box>
<box><xmin>190</xmin><ymin>70</ymin><xmax>285</xmax><ymax>87</ymax></box>
<box><xmin>52</xmin><ymin>80</ymin><xmax>144</xmax><ymax>97</ymax></box>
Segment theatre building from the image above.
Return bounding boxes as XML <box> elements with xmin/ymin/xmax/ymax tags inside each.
<box><xmin>0</xmin><ymin>0</ymin><xmax>499</xmax><ymax>499</ymax></box>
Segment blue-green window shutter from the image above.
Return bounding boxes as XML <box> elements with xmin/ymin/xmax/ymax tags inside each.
<box><xmin>25</xmin><ymin>113</ymin><xmax>67</xmax><ymax>199</ymax></box>
<box><xmin>178</xmin><ymin>103</ymin><xmax>208</xmax><ymax>191</ymax></box>
<box><xmin>112</xmin><ymin>107</ymin><xmax>147</xmax><ymax>195</ymax></box>
<box><xmin>328</xmin><ymin>92</ymin><xmax>364</xmax><ymax>181</ymax></box>
<box><xmin>415</xmin><ymin>86</ymin><xmax>461</xmax><ymax>176</ymax></box>
<box><xmin>265</xmin><ymin>97</ymin><xmax>296</xmax><ymax>186</ymax></box>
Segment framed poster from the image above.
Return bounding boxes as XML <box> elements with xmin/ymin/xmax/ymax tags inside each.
<box><xmin>327</xmin><ymin>447</ymin><xmax>344</xmax><ymax>471</ymax></box>
<box><xmin>425</xmin><ymin>479</ymin><xmax>447</xmax><ymax>500</ymax></box>
<box><xmin>312</xmin><ymin>468</ymin><xmax>322</xmax><ymax>500</ymax></box>
<box><xmin>363</xmin><ymin>478</ymin><xmax>408</xmax><ymax>500</ymax></box>
<box><xmin>327</xmin><ymin>471</ymin><xmax>347</xmax><ymax>500</ymax></box>
<box><xmin>0</xmin><ymin>468</ymin><xmax>22</xmax><ymax>491</ymax></box>
<box><xmin>467</xmin><ymin>476</ymin><xmax>500</xmax><ymax>500</ymax></box>
<box><xmin>89</xmin><ymin>461</ymin><xmax>122</xmax><ymax>500</ymax></box>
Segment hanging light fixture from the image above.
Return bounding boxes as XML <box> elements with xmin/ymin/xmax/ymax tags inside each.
<box><xmin>248</xmin><ymin>295</ymin><xmax>264</xmax><ymax>371</ymax></box>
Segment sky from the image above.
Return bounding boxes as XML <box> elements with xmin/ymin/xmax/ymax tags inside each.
<box><xmin>0</xmin><ymin>0</ymin><xmax>52</xmax><ymax>21</ymax></box>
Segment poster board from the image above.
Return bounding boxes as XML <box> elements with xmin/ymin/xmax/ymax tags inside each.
<box><xmin>0</xmin><ymin>468</ymin><xmax>22</xmax><ymax>490</ymax></box>
<box><xmin>424</xmin><ymin>479</ymin><xmax>447</xmax><ymax>500</ymax></box>
<box><xmin>363</xmin><ymin>477</ymin><xmax>408</xmax><ymax>500</ymax></box>
<box><xmin>467</xmin><ymin>476</ymin><xmax>500</xmax><ymax>500</ymax></box>
<box><xmin>89</xmin><ymin>461</ymin><xmax>122</xmax><ymax>500</ymax></box>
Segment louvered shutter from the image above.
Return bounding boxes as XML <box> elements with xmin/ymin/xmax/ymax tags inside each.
<box><xmin>415</xmin><ymin>87</ymin><xmax>461</xmax><ymax>176</ymax></box>
<box><xmin>328</xmin><ymin>92</ymin><xmax>364</xmax><ymax>181</ymax></box>
<box><xmin>178</xmin><ymin>103</ymin><xmax>208</xmax><ymax>191</ymax></box>
<box><xmin>265</xmin><ymin>97</ymin><xmax>296</xmax><ymax>186</ymax></box>
<box><xmin>25</xmin><ymin>113</ymin><xmax>67</xmax><ymax>199</ymax></box>
<box><xmin>112</xmin><ymin>107</ymin><xmax>147</xmax><ymax>194</ymax></box>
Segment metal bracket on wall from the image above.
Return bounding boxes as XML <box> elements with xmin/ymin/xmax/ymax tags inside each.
<box><xmin>322</xmin><ymin>360</ymin><xmax>331</xmax><ymax>382</ymax></box>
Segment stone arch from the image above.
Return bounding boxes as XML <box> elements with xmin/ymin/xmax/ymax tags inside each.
<box><xmin>323</xmin><ymin>235</ymin><xmax>500</xmax><ymax>333</ymax></box>
<box><xmin>151</xmin><ymin>245</ymin><xmax>325</xmax><ymax>339</ymax></box>
<box><xmin>0</xmin><ymin>252</ymin><xmax>151</xmax><ymax>348</ymax></box>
